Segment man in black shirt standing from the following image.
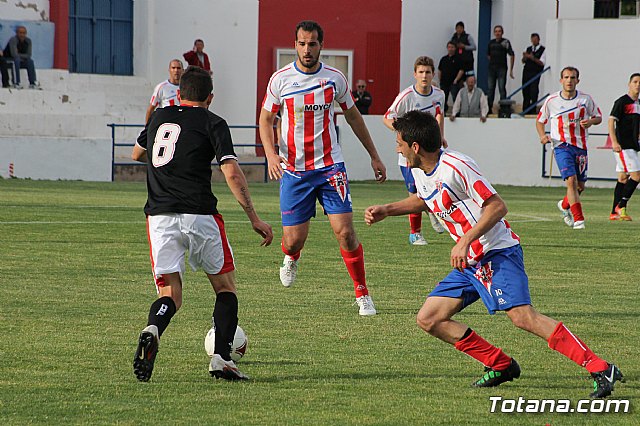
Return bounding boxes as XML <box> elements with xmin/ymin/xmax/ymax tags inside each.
<box><xmin>521</xmin><ymin>33</ymin><xmax>546</xmax><ymax>114</ymax></box>
<box><xmin>608</xmin><ymin>73</ymin><xmax>640</xmax><ymax>221</ymax></box>
<box><xmin>438</xmin><ymin>41</ymin><xmax>465</xmax><ymax>113</ymax></box>
<box><xmin>486</xmin><ymin>25</ymin><xmax>515</xmax><ymax>113</ymax></box>
<box><xmin>131</xmin><ymin>66</ymin><xmax>273</xmax><ymax>382</ymax></box>
<box><xmin>352</xmin><ymin>79</ymin><xmax>372</xmax><ymax>115</ymax></box>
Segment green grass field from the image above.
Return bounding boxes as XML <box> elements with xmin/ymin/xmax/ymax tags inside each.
<box><xmin>1</xmin><ymin>178</ymin><xmax>638</xmax><ymax>425</ymax></box>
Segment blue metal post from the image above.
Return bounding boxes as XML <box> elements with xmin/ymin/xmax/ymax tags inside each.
<box><xmin>477</xmin><ymin>0</ymin><xmax>492</xmax><ymax>93</ymax></box>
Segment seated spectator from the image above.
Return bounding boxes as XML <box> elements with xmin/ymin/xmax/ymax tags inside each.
<box><xmin>0</xmin><ymin>49</ymin><xmax>9</xmax><ymax>88</ymax></box>
<box><xmin>450</xmin><ymin>75</ymin><xmax>489</xmax><ymax>123</ymax></box>
<box><xmin>3</xmin><ymin>26</ymin><xmax>39</xmax><ymax>89</ymax></box>
<box><xmin>183</xmin><ymin>39</ymin><xmax>212</xmax><ymax>75</ymax></box>
<box><xmin>352</xmin><ymin>79</ymin><xmax>372</xmax><ymax>114</ymax></box>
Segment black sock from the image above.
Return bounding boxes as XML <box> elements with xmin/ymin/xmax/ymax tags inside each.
<box><xmin>613</xmin><ymin>181</ymin><xmax>625</xmax><ymax>213</ymax></box>
<box><xmin>147</xmin><ymin>296</ymin><xmax>176</xmax><ymax>337</ymax></box>
<box><xmin>213</xmin><ymin>292</ymin><xmax>238</xmax><ymax>361</ymax></box>
<box><xmin>618</xmin><ymin>178</ymin><xmax>639</xmax><ymax>208</ymax></box>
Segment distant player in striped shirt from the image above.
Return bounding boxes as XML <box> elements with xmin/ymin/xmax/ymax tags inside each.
<box><xmin>383</xmin><ymin>56</ymin><xmax>447</xmax><ymax>246</ymax></box>
<box><xmin>145</xmin><ymin>59</ymin><xmax>184</xmax><ymax>123</ymax></box>
<box><xmin>536</xmin><ymin>66</ymin><xmax>602</xmax><ymax>230</ymax></box>
<box><xmin>366</xmin><ymin>110</ymin><xmax>623</xmax><ymax>398</ymax></box>
<box><xmin>258</xmin><ymin>21</ymin><xmax>386</xmax><ymax>316</ymax></box>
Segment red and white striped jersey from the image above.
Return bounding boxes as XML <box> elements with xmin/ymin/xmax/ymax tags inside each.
<box><xmin>537</xmin><ymin>90</ymin><xmax>601</xmax><ymax>150</ymax></box>
<box><xmin>262</xmin><ymin>62</ymin><xmax>355</xmax><ymax>171</ymax></box>
<box><xmin>150</xmin><ymin>80</ymin><xmax>181</xmax><ymax>108</ymax></box>
<box><xmin>412</xmin><ymin>150</ymin><xmax>520</xmax><ymax>265</ymax></box>
<box><xmin>385</xmin><ymin>85</ymin><xmax>445</xmax><ymax>166</ymax></box>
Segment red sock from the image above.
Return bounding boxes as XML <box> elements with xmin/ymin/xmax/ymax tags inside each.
<box><xmin>409</xmin><ymin>213</ymin><xmax>422</xmax><ymax>234</ymax></box>
<box><xmin>561</xmin><ymin>196</ymin><xmax>570</xmax><ymax>210</ymax></box>
<box><xmin>281</xmin><ymin>239</ymin><xmax>300</xmax><ymax>261</ymax></box>
<box><xmin>547</xmin><ymin>322</ymin><xmax>608</xmax><ymax>373</ymax></box>
<box><xmin>454</xmin><ymin>330</ymin><xmax>512</xmax><ymax>370</ymax></box>
<box><xmin>570</xmin><ymin>203</ymin><xmax>585</xmax><ymax>221</ymax></box>
<box><xmin>340</xmin><ymin>243</ymin><xmax>368</xmax><ymax>297</ymax></box>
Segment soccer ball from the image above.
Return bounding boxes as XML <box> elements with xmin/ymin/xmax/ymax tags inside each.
<box><xmin>204</xmin><ymin>325</ymin><xmax>248</xmax><ymax>362</ymax></box>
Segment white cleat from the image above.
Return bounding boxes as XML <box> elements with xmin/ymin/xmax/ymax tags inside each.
<box><xmin>409</xmin><ymin>232</ymin><xmax>428</xmax><ymax>245</ymax></box>
<box><xmin>557</xmin><ymin>200</ymin><xmax>574</xmax><ymax>227</ymax></box>
<box><xmin>279</xmin><ymin>255</ymin><xmax>298</xmax><ymax>287</ymax></box>
<box><xmin>355</xmin><ymin>294</ymin><xmax>377</xmax><ymax>316</ymax></box>
<box><xmin>209</xmin><ymin>354</ymin><xmax>249</xmax><ymax>381</ymax></box>
<box><xmin>573</xmin><ymin>220</ymin><xmax>585</xmax><ymax>230</ymax></box>
<box><xmin>428</xmin><ymin>212</ymin><xmax>446</xmax><ymax>234</ymax></box>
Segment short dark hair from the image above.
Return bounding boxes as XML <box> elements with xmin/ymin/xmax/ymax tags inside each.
<box><xmin>630</xmin><ymin>73</ymin><xmax>640</xmax><ymax>81</ymax></box>
<box><xmin>455</xmin><ymin>21</ymin><xmax>465</xmax><ymax>29</ymax></box>
<box><xmin>179</xmin><ymin>66</ymin><xmax>213</xmax><ymax>102</ymax></box>
<box><xmin>447</xmin><ymin>41</ymin><xmax>456</xmax><ymax>48</ymax></box>
<box><xmin>194</xmin><ymin>39</ymin><xmax>204</xmax><ymax>45</ymax></box>
<box><xmin>414</xmin><ymin>56</ymin><xmax>435</xmax><ymax>72</ymax></box>
<box><xmin>392</xmin><ymin>110</ymin><xmax>441</xmax><ymax>153</ymax></box>
<box><xmin>560</xmin><ymin>66</ymin><xmax>579</xmax><ymax>79</ymax></box>
<box><xmin>494</xmin><ymin>25</ymin><xmax>504</xmax><ymax>32</ymax></box>
<box><xmin>531</xmin><ymin>33</ymin><xmax>540</xmax><ymax>39</ymax></box>
<box><xmin>295</xmin><ymin>20</ymin><xmax>323</xmax><ymax>43</ymax></box>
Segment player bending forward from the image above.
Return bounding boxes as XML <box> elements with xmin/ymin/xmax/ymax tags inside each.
<box><xmin>131</xmin><ymin>66</ymin><xmax>273</xmax><ymax>382</ymax></box>
<box><xmin>365</xmin><ymin>110</ymin><xmax>624</xmax><ymax>398</ymax></box>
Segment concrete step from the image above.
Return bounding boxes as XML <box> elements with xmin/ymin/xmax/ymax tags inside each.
<box><xmin>0</xmin><ymin>112</ymin><xmax>116</xmax><ymax>138</ymax></box>
<box><xmin>0</xmin><ymin>87</ymin><xmax>107</xmax><ymax>115</ymax></box>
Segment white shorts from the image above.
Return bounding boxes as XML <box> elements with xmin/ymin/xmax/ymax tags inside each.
<box><xmin>146</xmin><ymin>213</ymin><xmax>235</xmax><ymax>289</ymax></box>
<box><xmin>614</xmin><ymin>149</ymin><xmax>640</xmax><ymax>173</ymax></box>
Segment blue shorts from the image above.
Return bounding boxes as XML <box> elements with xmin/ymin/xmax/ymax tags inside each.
<box><xmin>554</xmin><ymin>143</ymin><xmax>588</xmax><ymax>182</ymax></box>
<box><xmin>400</xmin><ymin>165</ymin><xmax>417</xmax><ymax>193</ymax></box>
<box><xmin>280</xmin><ymin>163</ymin><xmax>353</xmax><ymax>226</ymax></box>
<box><xmin>429</xmin><ymin>245</ymin><xmax>532</xmax><ymax>315</ymax></box>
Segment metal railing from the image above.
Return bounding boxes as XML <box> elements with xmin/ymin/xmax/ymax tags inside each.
<box><xmin>505</xmin><ymin>66</ymin><xmax>551</xmax><ymax>116</ymax></box>
<box><xmin>541</xmin><ymin>132</ymin><xmax>616</xmax><ymax>182</ymax></box>
<box><xmin>108</xmin><ymin>123</ymin><xmax>271</xmax><ymax>182</ymax></box>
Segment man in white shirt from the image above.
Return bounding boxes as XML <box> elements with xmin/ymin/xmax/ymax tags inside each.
<box><xmin>449</xmin><ymin>76</ymin><xmax>489</xmax><ymax>122</ymax></box>
<box><xmin>145</xmin><ymin>59</ymin><xmax>184</xmax><ymax>123</ymax></box>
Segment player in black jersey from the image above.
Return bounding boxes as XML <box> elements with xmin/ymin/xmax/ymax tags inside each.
<box><xmin>131</xmin><ymin>66</ymin><xmax>273</xmax><ymax>382</ymax></box>
<box><xmin>608</xmin><ymin>73</ymin><xmax>640</xmax><ymax>221</ymax></box>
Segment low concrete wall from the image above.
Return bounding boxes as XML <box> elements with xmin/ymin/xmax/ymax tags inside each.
<box><xmin>0</xmin><ymin>137</ymin><xmax>112</xmax><ymax>181</ymax></box>
<box><xmin>339</xmin><ymin>115</ymin><xmax>616</xmax><ymax>188</ymax></box>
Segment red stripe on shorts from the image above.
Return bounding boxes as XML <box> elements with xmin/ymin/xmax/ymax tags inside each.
<box><xmin>213</xmin><ymin>214</ymin><xmax>235</xmax><ymax>274</ymax></box>
<box><xmin>146</xmin><ymin>216</ymin><xmax>166</xmax><ymax>291</ymax></box>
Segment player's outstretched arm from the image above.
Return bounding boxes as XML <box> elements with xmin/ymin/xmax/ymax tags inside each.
<box><xmin>220</xmin><ymin>159</ymin><xmax>273</xmax><ymax>247</ymax></box>
<box><xmin>258</xmin><ymin>108</ymin><xmax>288</xmax><ymax>180</ymax></box>
<box><xmin>450</xmin><ymin>194</ymin><xmax>507</xmax><ymax>270</ymax></box>
<box><xmin>365</xmin><ymin>195</ymin><xmax>427</xmax><ymax>225</ymax></box>
<box><xmin>343</xmin><ymin>105</ymin><xmax>386</xmax><ymax>182</ymax></box>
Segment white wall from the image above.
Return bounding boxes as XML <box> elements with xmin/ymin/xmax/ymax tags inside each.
<box><xmin>339</xmin><ymin>115</ymin><xmax>615</xmax><ymax>188</ymax></box>
<box><xmin>400</xmin><ymin>0</ymin><xmax>479</xmax><ymax>91</ymax></box>
<box><xmin>133</xmin><ymin>0</ymin><xmax>259</xmax><ymax>127</ymax></box>
<box><xmin>0</xmin><ymin>137</ymin><xmax>112</xmax><ymax>181</ymax></box>
<box><xmin>0</xmin><ymin>0</ymin><xmax>49</xmax><ymax>21</ymax></box>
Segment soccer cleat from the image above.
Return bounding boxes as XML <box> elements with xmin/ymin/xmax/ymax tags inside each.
<box><xmin>472</xmin><ymin>358</ymin><xmax>521</xmax><ymax>387</ymax></box>
<box><xmin>209</xmin><ymin>354</ymin><xmax>249</xmax><ymax>381</ymax></box>
<box><xmin>355</xmin><ymin>294</ymin><xmax>377</xmax><ymax>316</ymax></box>
<box><xmin>557</xmin><ymin>200</ymin><xmax>574</xmax><ymax>227</ymax></box>
<box><xmin>573</xmin><ymin>220</ymin><xmax>585</xmax><ymax>230</ymax></box>
<box><xmin>609</xmin><ymin>212</ymin><xmax>620</xmax><ymax>221</ymax></box>
<box><xmin>428</xmin><ymin>212</ymin><xmax>446</xmax><ymax>234</ymax></box>
<box><xmin>614</xmin><ymin>206</ymin><xmax>632</xmax><ymax>221</ymax></box>
<box><xmin>590</xmin><ymin>364</ymin><xmax>625</xmax><ymax>398</ymax></box>
<box><xmin>279</xmin><ymin>255</ymin><xmax>298</xmax><ymax>287</ymax></box>
<box><xmin>133</xmin><ymin>325</ymin><xmax>159</xmax><ymax>382</ymax></box>
<box><xmin>409</xmin><ymin>233</ymin><xmax>428</xmax><ymax>245</ymax></box>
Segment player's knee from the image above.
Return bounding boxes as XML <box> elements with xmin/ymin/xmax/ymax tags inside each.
<box><xmin>507</xmin><ymin>308</ymin><xmax>535</xmax><ymax>331</ymax></box>
<box><xmin>333</xmin><ymin>228</ymin><xmax>356</xmax><ymax>247</ymax></box>
<box><xmin>416</xmin><ymin>311</ymin><xmax>440</xmax><ymax>334</ymax></box>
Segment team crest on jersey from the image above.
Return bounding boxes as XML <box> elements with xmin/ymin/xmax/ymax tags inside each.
<box><xmin>318</xmin><ymin>79</ymin><xmax>328</xmax><ymax>88</ymax></box>
<box><xmin>435</xmin><ymin>180</ymin><xmax>444</xmax><ymax>193</ymax></box>
<box><xmin>474</xmin><ymin>262</ymin><xmax>494</xmax><ymax>293</ymax></box>
<box><xmin>328</xmin><ymin>171</ymin><xmax>348</xmax><ymax>202</ymax></box>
